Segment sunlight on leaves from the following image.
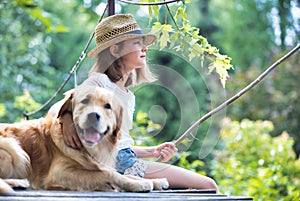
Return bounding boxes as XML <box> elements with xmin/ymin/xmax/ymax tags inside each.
<box><xmin>149</xmin><ymin>1</ymin><xmax>233</xmax><ymax>87</ymax></box>
<box><xmin>14</xmin><ymin>89</ymin><xmax>42</xmax><ymax>112</ymax></box>
<box><xmin>213</xmin><ymin>118</ymin><xmax>300</xmax><ymax>200</ymax></box>
<box><xmin>0</xmin><ymin>104</ymin><xmax>6</xmax><ymax>117</ymax></box>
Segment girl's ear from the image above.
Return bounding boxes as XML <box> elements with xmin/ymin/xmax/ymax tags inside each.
<box><xmin>109</xmin><ymin>45</ymin><xmax>120</xmax><ymax>58</ymax></box>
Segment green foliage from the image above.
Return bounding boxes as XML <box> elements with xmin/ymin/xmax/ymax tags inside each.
<box><xmin>176</xmin><ymin>152</ymin><xmax>206</xmax><ymax>176</ymax></box>
<box><xmin>149</xmin><ymin>1</ymin><xmax>233</xmax><ymax>87</ymax></box>
<box><xmin>28</xmin><ymin>8</ymin><xmax>69</xmax><ymax>33</ymax></box>
<box><xmin>0</xmin><ymin>0</ymin><xmax>67</xmax><ymax>121</ymax></box>
<box><xmin>0</xmin><ymin>104</ymin><xmax>6</xmax><ymax>117</ymax></box>
<box><xmin>212</xmin><ymin>118</ymin><xmax>300</xmax><ymax>201</ymax></box>
<box><xmin>210</xmin><ymin>0</ymin><xmax>272</xmax><ymax>69</ymax></box>
<box><xmin>130</xmin><ymin>110</ymin><xmax>162</xmax><ymax>146</ymax></box>
<box><xmin>13</xmin><ymin>90</ymin><xmax>42</xmax><ymax>121</ymax></box>
<box><xmin>0</xmin><ymin>0</ymin><xmax>98</xmax><ymax>122</ymax></box>
<box><xmin>226</xmin><ymin>54</ymin><xmax>300</xmax><ymax>155</ymax></box>
<box><xmin>209</xmin><ymin>0</ymin><xmax>299</xmax><ymax>70</ymax></box>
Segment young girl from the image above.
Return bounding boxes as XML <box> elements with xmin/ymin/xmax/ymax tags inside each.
<box><xmin>61</xmin><ymin>14</ymin><xmax>218</xmax><ymax>191</ymax></box>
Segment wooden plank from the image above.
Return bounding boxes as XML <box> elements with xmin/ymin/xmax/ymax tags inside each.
<box><xmin>0</xmin><ymin>190</ymin><xmax>253</xmax><ymax>201</ymax></box>
<box><xmin>153</xmin><ymin>189</ymin><xmax>217</xmax><ymax>194</ymax></box>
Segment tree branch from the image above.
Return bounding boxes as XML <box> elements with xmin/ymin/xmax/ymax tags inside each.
<box><xmin>157</xmin><ymin>44</ymin><xmax>300</xmax><ymax>161</ymax></box>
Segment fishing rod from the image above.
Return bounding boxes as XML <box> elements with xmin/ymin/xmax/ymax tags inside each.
<box><xmin>157</xmin><ymin>44</ymin><xmax>300</xmax><ymax>162</ymax></box>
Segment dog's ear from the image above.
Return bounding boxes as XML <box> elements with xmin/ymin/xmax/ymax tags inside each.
<box><xmin>57</xmin><ymin>90</ymin><xmax>74</xmax><ymax>118</ymax></box>
<box><xmin>113</xmin><ymin>103</ymin><xmax>124</xmax><ymax>139</ymax></box>
<box><xmin>116</xmin><ymin>105</ymin><xmax>123</xmax><ymax>132</ymax></box>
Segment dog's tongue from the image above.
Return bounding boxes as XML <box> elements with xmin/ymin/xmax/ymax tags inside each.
<box><xmin>83</xmin><ymin>128</ymin><xmax>100</xmax><ymax>143</ymax></box>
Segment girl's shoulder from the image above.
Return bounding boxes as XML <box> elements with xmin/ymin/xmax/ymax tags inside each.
<box><xmin>89</xmin><ymin>72</ymin><xmax>109</xmax><ymax>81</ymax></box>
<box><xmin>87</xmin><ymin>72</ymin><xmax>111</xmax><ymax>86</ymax></box>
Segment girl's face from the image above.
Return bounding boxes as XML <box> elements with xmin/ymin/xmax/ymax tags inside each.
<box><xmin>118</xmin><ymin>37</ymin><xmax>147</xmax><ymax>72</ymax></box>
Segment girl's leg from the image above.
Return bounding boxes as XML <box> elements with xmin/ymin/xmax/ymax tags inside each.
<box><xmin>144</xmin><ymin>162</ymin><xmax>218</xmax><ymax>192</ymax></box>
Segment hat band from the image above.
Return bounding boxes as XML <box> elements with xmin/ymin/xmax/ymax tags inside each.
<box><xmin>123</xmin><ymin>30</ymin><xmax>143</xmax><ymax>35</ymax></box>
<box><xmin>107</xmin><ymin>30</ymin><xmax>143</xmax><ymax>44</ymax></box>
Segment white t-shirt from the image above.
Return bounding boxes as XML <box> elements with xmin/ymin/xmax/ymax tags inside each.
<box><xmin>81</xmin><ymin>72</ymin><xmax>135</xmax><ymax>149</ymax></box>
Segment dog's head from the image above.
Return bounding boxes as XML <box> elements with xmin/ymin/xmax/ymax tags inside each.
<box><xmin>58</xmin><ymin>85</ymin><xmax>123</xmax><ymax>150</ymax></box>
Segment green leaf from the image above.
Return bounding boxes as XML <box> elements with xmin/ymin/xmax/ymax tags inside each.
<box><xmin>152</xmin><ymin>21</ymin><xmax>162</xmax><ymax>31</ymax></box>
<box><xmin>0</xmin><ymin>104</ymin><xmax>6</xmax><ymax>117</ymax></box>
<box><xmin>174</xmin><ymin>7</ymin><xmax>187</xmax><ymax>22</ymax></box>
<box><xmin>53</xmin><ymin>24</ymin><xmax>69</xmax><ymax>33</ymax></box>
<box><xmin>189</xmin><ymin>43</ymin><xmax>203</xmax><ymax>61</ymax></box>
<box><xmin>151</xmin><ymin>2</ymin><xmax>233</xmax><ymax>87</ymax></box>
<box><xmin>16</xmin><ymin>0</ymin><xmax>38</xmax><ymax>8</ymax></box>
<box><xmin>159</xmin><ymin>24</ymin><xmax>173</xmax><ymax>50</ymax></box>
<box><xmin>29</xmin><ymin>8</ymin><xmax>52</xmax><ymax>32</ymax></box>
<box><xmin>13</xmin><ymin>90</ymin><xmax>42</xmax><ymax>112</ymax></box>
<box><xmin>136</xmin><ymin>110</ymin><xmax>148</xmax><ymax>124</ymax></box>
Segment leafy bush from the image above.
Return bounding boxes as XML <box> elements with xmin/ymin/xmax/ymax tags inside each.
<box><xmin>226</xmin><ymin>55</ymin><xmax>300</xmax><ymax>156</ymax></box>
<box><xmin>212</xmin><ymin>118</ymin><xmax>300</xmax><ymax>201</ymax></box>
<box><xmin>175</xmin><ymin>151</ymin><xmax>206</xmax><ymax>176</ymax></box>
<box><xmin>130</xmin><ymin>110</ymin><xmax>162</xmax><ymax>147</ymax></box>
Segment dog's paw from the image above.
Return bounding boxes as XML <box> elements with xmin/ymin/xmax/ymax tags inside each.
<box><xmin>136</xmin><ymin>179</ymin><xmax>154</xmax><ymax>192</ymax></box>
<box><xmin>3</xmin><ymin>179</ymin><xmax>29</xmax><ymax>189</ymax></box>
<box><xmin>124</xmin><ymin>179</ymin><xmax>153</xmax><ymax>192</ymax></box>
<box><xmin>151</xmin><ymin>178</ymin><xmax>169</xmax><ymax>190</ymax></box>
<box><xmin>0</xmin><ymin>179</ymin><xmax>14</xmax><ymax>194</ymax></box>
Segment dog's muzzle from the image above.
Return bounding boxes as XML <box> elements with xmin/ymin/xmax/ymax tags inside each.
<box><xmin>76</xmin><ymin>112</ymin><xmax>109</xmax><ymax>147</ymax></box>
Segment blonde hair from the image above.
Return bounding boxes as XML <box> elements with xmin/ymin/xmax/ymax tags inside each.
<box><xmin>88</xmin><ymin>42</ymin><xmax>157</xmax><ymax>87</ymax></box>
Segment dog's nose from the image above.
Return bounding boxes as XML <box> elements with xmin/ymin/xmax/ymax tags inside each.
<box><xmin>87</xmin><ymin>112</ymin><xmax>101</xmax><ymax>122</ymax></box>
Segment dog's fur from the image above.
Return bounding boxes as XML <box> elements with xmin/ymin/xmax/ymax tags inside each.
<box><xmin>0</xmin><ymin>84</ymin><xmax>168</xmax><ymax>194</ymax></box>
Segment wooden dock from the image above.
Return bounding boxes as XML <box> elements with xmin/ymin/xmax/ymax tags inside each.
<box><xmin>1</xmin><ymin>189</ymin><xmax>253</xmax><ymax>201</ymax></box>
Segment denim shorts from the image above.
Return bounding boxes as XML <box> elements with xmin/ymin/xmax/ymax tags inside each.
<box><xmin>115</xmin><ymin>148</ymin><xmax>147</xmax><ymax>178</ymax></box>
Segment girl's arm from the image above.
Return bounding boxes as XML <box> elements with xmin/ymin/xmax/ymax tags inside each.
<box><xmin>132</xmin><ymin>142</ymin><xmax>178</xmax><ymax>162</ymax></box>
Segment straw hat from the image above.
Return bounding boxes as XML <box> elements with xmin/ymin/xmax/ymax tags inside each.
<box><xmin>88</xmin><ymin>14</ymin><xmax>157</xmax><ymax>59</ymax></box>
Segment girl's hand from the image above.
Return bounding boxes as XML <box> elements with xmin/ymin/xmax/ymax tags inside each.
<box><xmin>61</xmin><ymin>113</ymin><xmax>83</xmax><ymax>149</ymax></box>
<box><xmin>153</xmin><ymin>142</ymin><xmax>178</xmax><ymax>162</ymax></box>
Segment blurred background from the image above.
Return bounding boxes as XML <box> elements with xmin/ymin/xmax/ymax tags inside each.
<box><xmin>0</xmin><ymin>0</ymin><xmax>299</xmax><ymax>199</ymax></box>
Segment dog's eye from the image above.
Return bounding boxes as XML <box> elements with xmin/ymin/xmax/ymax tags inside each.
<box><xmin>81</xmin><ymin>98</ymin><xmax>90</xmax><ymax>104</ymax></box>
<box><xmin>104</xmin><ymin>103</ymin><xmax>111</xmax><ymax>109</ymax></box>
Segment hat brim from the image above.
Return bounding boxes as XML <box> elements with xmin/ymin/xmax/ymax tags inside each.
<box><xmin>88</xmin><ymin>33</ymin><xmax>157</xmax><ymax>59</ymax></box>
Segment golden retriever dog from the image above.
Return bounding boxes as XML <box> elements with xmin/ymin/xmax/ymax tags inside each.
<box><xmin>0</xmin><ymin>84</ymin><xmax>169</xmax><ymax>194</ymax></box>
